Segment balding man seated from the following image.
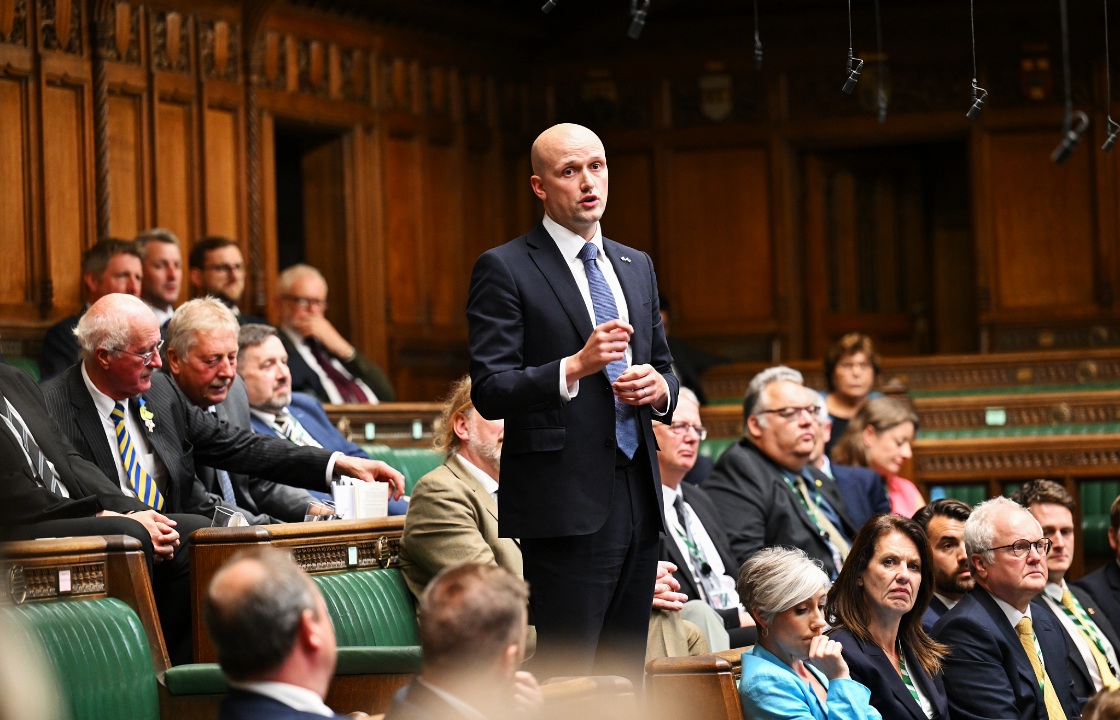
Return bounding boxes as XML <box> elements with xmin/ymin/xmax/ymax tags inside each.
<box><xmin>204</xmin><ymin>547</ymin><xmax>361</xmax><ymax>720</ymax></box>
<box><xmin>703</xmin><ymin>366</ymin><xmax>856</xmax><ymax>578</ymax></box>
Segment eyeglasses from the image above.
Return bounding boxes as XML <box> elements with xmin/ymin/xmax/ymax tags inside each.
<box><xmin>203</xmin><ymin>263</ymin><xmax>244</xmax><ymax>275</ymax></box>
<box><xmin>281</xmin><ymin>295</ymin><xmax>328</xmax><ymax>311</ymax></box>
<box><xmin>757</xmin><ymin>405</ymin><xmax>821</xmax><ymax>421</ymax></box>
<box><xmin>667</xmin><ymin>421</ymin><xmax>707</xmax><ymax>441</ymax></box>
<box><xmin>981</xmin><ymin>538</ymin><xmax>1053</xmax><ymax>558</ymax></box>
<box><xmin>112</xmin><ymin>339</ymin><xmax>164</xmax><ymax>366</ymax></box>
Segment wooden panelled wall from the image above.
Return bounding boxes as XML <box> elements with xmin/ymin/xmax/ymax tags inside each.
<box><xmin>0</xmin><ymin>0</ymin><xmax>1118</xmax><ymax>400</ymax></box>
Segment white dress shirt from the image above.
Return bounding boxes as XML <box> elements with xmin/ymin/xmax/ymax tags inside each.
<box><xmin>226</xmin><ymin>680</ymin><xmax>335</xmax><ymax>717</ymax></box>
<box><xmin>456</xmin><ymin>453</ymin><xmax>498</xmax><ymax>502</ymax></box>
<box><xmin>1041</xmin><ymin>580</ymin><xmax>1119</xmax><ymax>691</ymax></box>
<box><xmin>281</xmin><ymin>327</ymin><xmax>377</xmax><ymax>405</ymax></box>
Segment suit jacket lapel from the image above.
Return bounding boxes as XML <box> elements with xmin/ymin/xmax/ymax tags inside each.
<box><xmin>603</xmin><ymin>238</ymin><xmax>649</xmax><ymax>363</ymax></box>
<box><xmin>526</xmin><ymin>223</ymin><xmax>594</xmax><ymax>341</ymax></box>
<box><xmin>975</xmin><ymin>589</ymin><xmax>1040</xmax><ymax>690</ymax></box>
<box><xmin>445</xmin><ymin>455</ymin><xmax>499</xmax><ymax>526</ymax></box>
<box><xmin>66</xmin><ymin>368</ymin><xmax>120</xmax><ymax>480</ymax></box>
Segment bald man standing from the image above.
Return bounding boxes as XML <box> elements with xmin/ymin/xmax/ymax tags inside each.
<box><xmin>467</xmin><ymin>123</ymin><xmax>678</xmax><ymax>682</ymax></box>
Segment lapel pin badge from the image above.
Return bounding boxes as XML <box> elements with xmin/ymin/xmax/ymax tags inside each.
<box><xmin>620</xmin><ymin>255</ymin><xmax>632</xmax><ymax>263</ymax></box>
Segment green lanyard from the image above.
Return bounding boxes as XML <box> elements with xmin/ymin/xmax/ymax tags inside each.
<box><xmin>898</xmin><ymin>641</ymin><xmax>922</xmax><ymax>706</ymax></box>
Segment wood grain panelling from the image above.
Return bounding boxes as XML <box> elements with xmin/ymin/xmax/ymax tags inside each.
<box><xmin>986</xmin><ymin>130</ymin><xmax>1096</xmax><ymax>313</ymax></box>
<box><xmin>42</xmin><ymin>84</ymin><xmax>86</xmax><ymax>313</ymax></box>
<box><xmin>602</xmin><ymin>151</ymin><xmax>653</xmax><ymax>256</ymax></box>
<box><xmin>203</xmin><ymin>107</ymin><xmax>238</xmax><ymax>236</ymax></box>
<box><xmin>660</xmin><ymin>146</ymin><xmax>771</xmax><ymax>330</ymax></box>
<box><xmin>301</xmin><ymin>134</ymin><xmax>351</xmax><ymax>336</ymax></box>
<box><xmin>422</xmin><ymin>141</ymin><xmax>464</xmax><ymax>329</ymax></box>
<box><xmin>384</xmin><ymin>136</ymin><xmax>423</xmax><ymax>325</ymax></box>
<box><xmin>108</xmin><ymin>93</ymin><xmax>142</xmax><ymax>237</ymax></box>
<box><xmin>0</xmin><ymin>77</ymin><xmax>28</xmax><ymax>305</ymax></box>
<box><xmin>154</xmin><ymin>101</ymin><xmax>192</xmax><ymax>248</ymax></box>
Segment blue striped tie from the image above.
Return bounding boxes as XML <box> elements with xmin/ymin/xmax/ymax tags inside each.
<box><xmin>110</xmin><ymin>402</ymin><xmax>165</xmax><ymax>510</ymax></box>
<box><xmin>578</xmin><ymin>242</ymin><xmax>639</xmax><ymax>458</ymax></box>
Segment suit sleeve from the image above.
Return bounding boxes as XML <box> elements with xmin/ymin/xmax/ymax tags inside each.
<box><xmin>38</xmin><ymin>321</ymin><xmax>77</xmax><ymax>381</ymax></box>
<box><xmin>643</xmin><ymin>254</ymin><xmax>678</xmax><ymax>423</ymax></box>
<box><xmin>702</xmin><ymin>449</ymin><xmax>769</xmax><ymax>566</ymax></box>
<box><xmin>466</xmin><ymin>250</ymin><xmax>566</xmax><ymax>420</ymax></box>
<box><xmin>401</xmin><ymin>472</ymin><xmax>497</xmax><ymax>580</ymax></box>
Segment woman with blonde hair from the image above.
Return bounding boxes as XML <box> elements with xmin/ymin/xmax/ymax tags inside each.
<box><xmin>737</xmin><ymin>546</ymin><xmax>881</xmax><ymax>720</ymax></box>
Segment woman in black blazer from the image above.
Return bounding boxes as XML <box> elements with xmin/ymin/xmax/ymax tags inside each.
<box><xmin>827</xmin><ymin>515</ymin><xmax>951</xmax><ymax>720</ymax></box>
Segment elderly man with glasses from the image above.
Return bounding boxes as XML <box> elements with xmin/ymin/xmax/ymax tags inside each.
<box><xmin>703</xmin><ymin>365</ymin><xmax>857</xmax><ymax>578</ymax></box>
<box><xmin>932</xmin><ymin>496</ymin><xmax>1082</xmax><ymax>720</ymax></box>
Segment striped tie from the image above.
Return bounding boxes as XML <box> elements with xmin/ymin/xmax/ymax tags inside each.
<box><xmin>110</xmin><ymin>402</ymin><xmax>164</xmax><ymax>510</ymax></box>
<box><xmin>2</xmin><ymin>397</ymin><xmax>61</xmax><ymax>493</ymax></box>
<box><xmin>1016</xmin><ymin>617</ymin><xmax>1068</xmax><ymax>720</ymax></box>
<box><xmin>577</xmin><ymin>242</ymin><xmax>639</xmax><ymax>458</ymax></box>
<box><xmin>1060</xmin><ymin>589</ymin><xmax>1120</xmax><ymax>690</ymax></box>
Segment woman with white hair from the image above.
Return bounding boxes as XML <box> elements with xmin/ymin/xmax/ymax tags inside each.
<box><xmin>737</xmin><ymin>547</ymin><xmax>882</xmax><ymax>720</ymax></box>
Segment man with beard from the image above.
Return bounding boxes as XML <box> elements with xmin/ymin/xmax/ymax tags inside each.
<box><xmin>237</xmin><ymin>324</ymin><xmax>408</xmax><ymax>515</ymax></box>
<box><xmin>914</xmin><ymin>498</ymin><xmax>975</xmax><ymax>631</ymax></box>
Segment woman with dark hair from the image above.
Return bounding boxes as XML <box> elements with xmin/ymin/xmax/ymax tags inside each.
<box><xmin>832</xmin><ymin>396</ymin><xmax>926</xmax><ymax>517</ymax></box>
<box><xmin>737</xmin><ymin>547</ymin><xmax>881</xmax><ymax>720</ymax></box>
<box><xmin>826</xmin><ymin>515</ymin><xmax>950</xmax><ymax>720</ymax></box>
<box><xmin>823</xmin><ymin>333</ymin><xmax>881</xmax><ymax>456</ymax></box>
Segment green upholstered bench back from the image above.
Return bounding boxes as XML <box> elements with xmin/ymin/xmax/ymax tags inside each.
<box><xmin>699</xmin><ymin>437</ymin><xmax>737</xmax><ymax>462</ymax></box>
<box><xmin>313</xmin><ymin>568</ymin><xmax>419</xmax><ymax>647</ymax></box>
<box><xmin>1</xmin><ymin>598</ymin><xmax>160</xmax><ymax>720</ymax></box>
<box><xmin>920</xmin><ymin>422</ymin><xmax>1120</xmax><ymax>440</ymax></box>
<box><xmin>359</xmin><ymin>445</ymin><xmax>443</xmax><ymax>495</ymax></box>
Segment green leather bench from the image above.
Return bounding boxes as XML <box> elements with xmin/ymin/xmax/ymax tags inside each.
<box><xmin>360</xmin><ymin>444</ymin><xmax>443</xmax><ymax>495</ymax></box>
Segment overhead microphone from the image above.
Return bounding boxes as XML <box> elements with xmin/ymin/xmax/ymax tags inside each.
<box><xmin>966</xmin><ymin>80</ymin><xmax>988</xmax><ymax>120</ymax></box>
<box><xmin>541</xmin><ymin>0</ymin><xmax>558</xmax><ymax>13</ymax></box>
<box><xmin>628</xmin><ymin>0</ymin><xmax>650</xmax><ymax>39</ymax></box>
<box><xmin>754</xmin><ymin>34</ymin><xmax>763</xmax><ymax>71</ymax></box>
<box><xmin>843</xmin><ymin>50</ymin><xmax>864</xmax><ymax>94</ymax></box>
<box><xmin>1051</xmin><ymin>111</ymin><xmax>1090</xmax><ymax>164</ymax></box>
<box><xmin>1102</xmin><ymin>118</ymin><xmax>1119</xmax><ymax>152</ymax></box>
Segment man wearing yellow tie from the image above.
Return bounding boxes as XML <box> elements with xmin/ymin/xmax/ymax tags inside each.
<box><xmin>1015</xmin><ymin>480</ymin><xmax>1120</xmax><ymax>697</ymax></box>
<box><xmin>933</xmin><ymin>496</ymin><xmax>1082</xmax><ymax>720</ymax></box>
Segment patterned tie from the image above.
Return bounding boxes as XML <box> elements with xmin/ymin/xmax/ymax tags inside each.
<box><xmin>2</xmin><ymin>397</ymin><xmax>60</xmax><ymax>493</ymax></box>
<box><xmin>673</xmin><ymin>495</ymin><xmax>725</xmax><ymax>608</ymax></box>
<box><xmin>1060</xmin><ymin>589</ymin><xmax>1120</xmax><ymax>690</ymax></box>
<box><xmin>207</xmin><ymin>408</ymin><xmax>238</xmax><ymax>503</ymax></box>
<box><xmin>110</xmin><ymin>402</ymin><xmax>164</xmax><ymax>510</ymax></box>
<box><xmin>275</xmin><ymin>411</ymin><xmax>317</xmax><ymax>447</ymax></box>
<box><xmin>577</xmin><ymin>242</ymin><xmax>639</xmax><ymax>458</ymax></box>
<box><xmin>1016</xmin><ymin>616</ymin><xmax>1068</xmax><ymax>720</ymax></box>
<box><xmin>307</xmin><ymin>340</ymin><xmax>370</xmax><ymax>403</ymax></box>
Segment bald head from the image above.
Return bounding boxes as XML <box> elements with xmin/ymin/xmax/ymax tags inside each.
<box><xmin>77</xmin><ymin>293</ymin><xmax>163</xmax><ymax>400</ymax></box>
<box><xmin>529</xmin><ymin>123</ymin><xmax>608</xmax><ymax>240</ymax></box>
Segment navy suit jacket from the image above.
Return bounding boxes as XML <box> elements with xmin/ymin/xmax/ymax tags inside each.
<box><xmin>922</xmin><ymin>595</ymin><xmax>950</xmax><ymax>633</ymax></box>
<box><xmin>39</xmin><ymin>313</ymin><xmax>81</xmax><ymax>380</ymax></box>
<box><xmin>829</xmin><ymin>628</ymin><xmax>949</xmax><ymax>720</ymax></box>
<box><xmin>831</xmin><ymin>463</ymin><xmax>890</xmax><ymax>530</ymax></box>
<box><xmin>702</xmin><ymin>439</ymin><xmax>856</xmax><ymax>575</ymax></box>
<box><xmin>466</xmin><ymin>223</ymin><xmax>678</xmax><ymax>539</ymax></box>
<box><xmin>384</xmin><ymin>679</ymin><xmax>479</xmax><ymax>720</ymax></box>
<box><xmin>1033</xmin><ymin>585</ymin><xmax>1120</xmax><ymax>699</ymax></box>
<box><xmin>933</xmin><ymin>586</ymin><xmax>1081</xmax><ymax>720</ymax></box>
<box><xmin>41</xmin><ymin>367</ymin><xmax>336</xmax><ymax>513</ymax></box>
<box><xmin>219</xmin><ymin>689</ymin><xmax>348</xmax><ymax>720</ymax></box>
<box><xmin>1074</xmin><ymin>561</ymin><xmax>1120</xmax><ymax>642</ymax></box>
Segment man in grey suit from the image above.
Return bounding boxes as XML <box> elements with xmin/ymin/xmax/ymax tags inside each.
<box><xmin>40</xmin><ymin>293</ymin><xmax>405</xmax><ymax>518</ymax></box>
<box><xmin>165</xmin><ymin>298</ymin><xmax>313</xmax><ymax>524</ymax></box>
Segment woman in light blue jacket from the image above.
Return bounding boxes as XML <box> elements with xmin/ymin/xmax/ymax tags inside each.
<box><xmin>737</xmin><ymin>547</ymin><xmax>882</xmax><ymax>720</ymax></box>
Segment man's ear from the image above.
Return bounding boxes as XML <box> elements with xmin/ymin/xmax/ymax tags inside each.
<box><xmin>500</xmin><ymin>641</ymin><xmax>521</xmax><ymax>677</ymax></box>
<box><xmin>529</xmin><ymin>175</ymin><xmax>546</xmax><ymax>201</ymax></box>
<box><xmin>298</xmin><ymin>609</ymin><xmax>323</xmax><ymax>652</ymax></box>
<box><xmin>165</xmin><ymin>348</ymin><xmax>183</xmax><ymax>376</ymax></box>
<box><xmin>452</xmin><ymin>413</ymin><xmax>471</xmax><ymax>444</ymax></box>
<box><xmin>82</xmin><ymin>272</ymin><xmax>99</xmax><ymax>297</ymax></box>
<box><xmin>746</xmin><ymin>415</ymin><xmax>763</xmax><ymax>440</ymax></box>
<box><xmin>969</xmin><ymin>554</ymin><xmax>987</xmax><ymax>581</ymax></box>
<box><xmin>188</xmin><ymin>267</ymin><xmax>204</xmax><ymax>294</ymax></box>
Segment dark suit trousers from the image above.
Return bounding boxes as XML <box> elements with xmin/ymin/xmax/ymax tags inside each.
<box><xmin>520</xmin><ymin>447</ymin><xmax>660</xmax><ymax>684</ymax></box>
<box><xmin>8</xmin><ymin>512</ymin><xmax>210</xmax><ymax>665</ymax></box>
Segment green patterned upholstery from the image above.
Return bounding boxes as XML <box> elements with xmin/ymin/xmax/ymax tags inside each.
<box><xmin>1082</xmin><ymin>480</ymin><xmax>1120</xmax><ymax>555</ymax></box>
<box><xmin>313</xmin><ymin>568</ymin><xmax>419</xmax><ymax>647</ymax></box>
<box><xmin>1</xmin><ymin>598</ymin><xmax>159</xmax><ymax>720</ymax></box>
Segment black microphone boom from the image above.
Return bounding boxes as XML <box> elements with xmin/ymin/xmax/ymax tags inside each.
<box><xmin>541</xmin><ymin>0</ymin><xmax>558</xmax><ymax>13</ymax></box>
<box><xmin>966</xmin><ymin>81</ymin><xmax>988</xmax><ymax>120</ymax></box>
<box><xmin>1103</xmin><ymin>118</ymin><xmax>1120</xmax><ymax>152</ymax></box>
<box><xmin>843</xmin><ymin>52</ymin><xmax>864</xmax><ymax>94</ymax></box>
<box><xmin>628</xmin><ymin>0</ymin><xmax>650</xmax><ymax>39</ymax></box>
<box><xmin>1051</xmin><ymin>111</ymin><xmax>1090</xmax><ymax>163</ymax></box>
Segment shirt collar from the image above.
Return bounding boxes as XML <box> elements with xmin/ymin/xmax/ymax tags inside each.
<box><xmin>415</xmin><ymin>677</ymin><xmax>489</xmax><ymax>720</ymax></box>
<box><xmin>990</xmin><ymin>591</ymin><xmax>1032</xmax><ymax>627</ymax></box>
<box><xmin>661</xmin><ymin>483</ymin><xmax>684</xmax><ymax>510</ymax></box>
<box><xmin>542</xmin><ymin>214</ymin><xmax>604</xmax><ymax>261</ymax></box>
<box><xmin>455</xmin><ymin>453</ymin><xmax>499</xmax><ymax>497</ymax></box>
<box><xmin>1043</xmin><ymin>580</ymin><xmax>1066</xmax><ymax>603</ymax></box>
<box><xmin>81</xmin><ymin>362</ymin><xmax>126</xmax><ymax>419</ymax></box>
<box><xmin>250</xmin><ymin>407</ymin><xmax>285</xmax><ymax>427</ymax></box>
<box><xmin>933</xmin><ymin>592</ymin><xmax>960</xmax><ymax>611</ymax></box>
<box><xmin>226</xmin><ymin>681</ymin><xmax>334</xmax><ymax>717</ymax></box>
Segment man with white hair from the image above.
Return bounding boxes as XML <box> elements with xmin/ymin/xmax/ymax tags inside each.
<box><xmin>933</xmin><ymin>496</ymin><xmax>1081</xmax><ymax>720</ymax></box>
<box><xmin>274</xmin><ymin>264</ymin><xmax>395</xmax><ymax>404</ymax></box>
<box><xmin>703</xmin><ymin>366</ymin><xmax>856</xmax><ymax>577</ymax></box>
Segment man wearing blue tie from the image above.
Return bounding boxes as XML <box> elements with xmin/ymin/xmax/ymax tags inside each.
<box><xmin>467</xmin><ymin>123</ymin><xmax>678</xmax><ymax>682</ymax></box>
